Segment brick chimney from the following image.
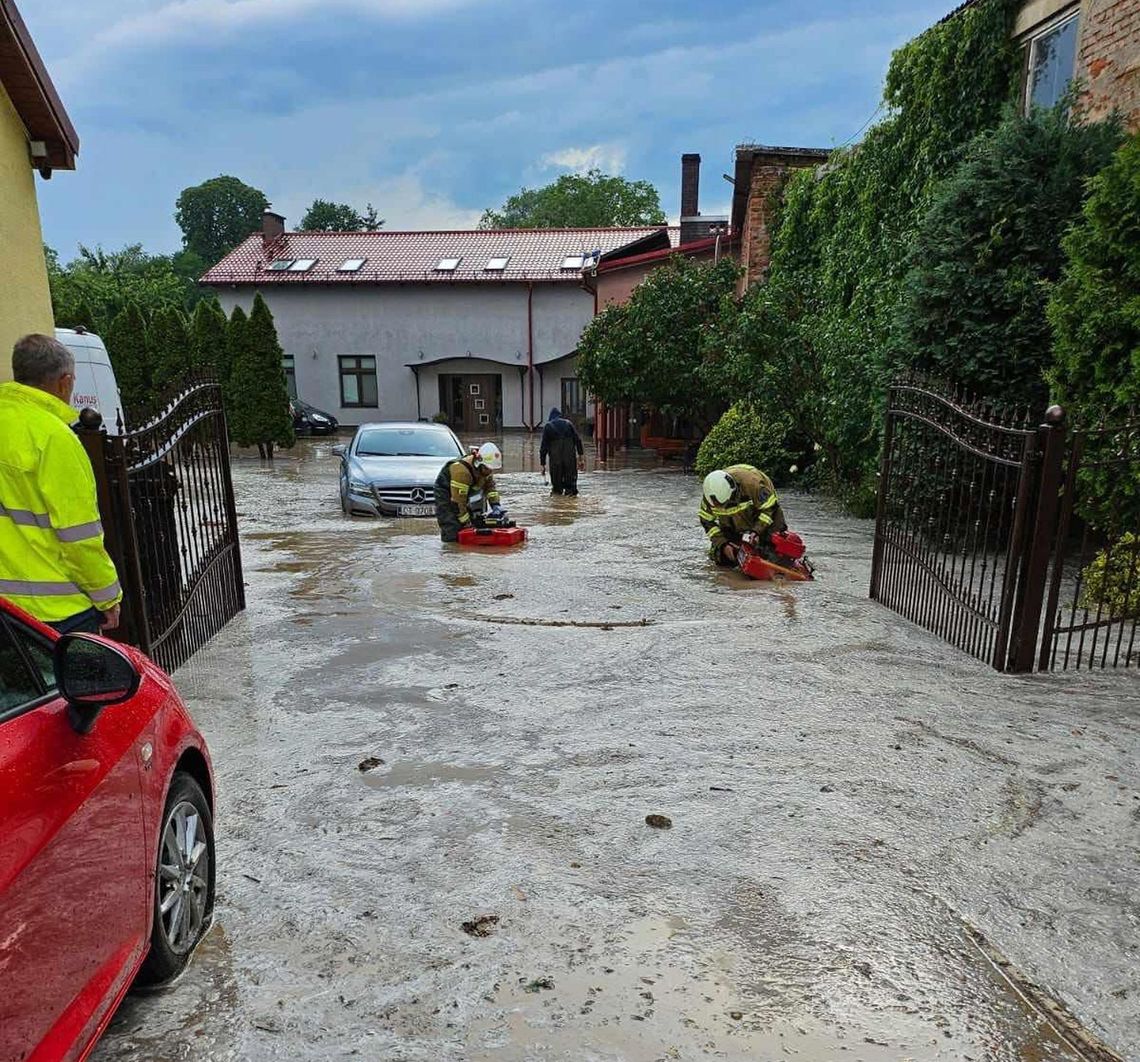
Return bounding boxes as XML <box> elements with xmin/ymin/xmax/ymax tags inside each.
<box><xmin>681</xmin><ymin>153</ymin><xmax>700</xmax><ymax>219</ymax></box>
<box><xmin>262</xmin><ymin>210</ymin><xmax>286</xmax><ymax>247</ymax></box>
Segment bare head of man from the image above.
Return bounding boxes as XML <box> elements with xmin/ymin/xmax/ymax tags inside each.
<box><xmin>12</xmin><ymin>334</ymin><xmax>75</xmax><ymax>405</ymax></box>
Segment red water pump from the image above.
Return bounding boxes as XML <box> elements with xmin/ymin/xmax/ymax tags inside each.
<box><xmin>738</xmin><ymin>530</ymin><xmax>815</xmax><ymax>582</ymax></box>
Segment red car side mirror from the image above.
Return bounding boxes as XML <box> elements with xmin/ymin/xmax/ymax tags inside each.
<box><xmin>53</xmin><ymin>634</ymin><xmax>142</xmax><ymax>735</ymax></box>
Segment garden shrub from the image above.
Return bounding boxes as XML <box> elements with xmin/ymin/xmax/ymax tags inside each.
<box><xmin>1079</xmin><ymin>533</ymin><xmax>1140</xmax><ymax>618</ymax></box>
<box><xmin>694</xmin><ymin>403</ymin><xmax>800</xmax><ymax>484</ymax></box>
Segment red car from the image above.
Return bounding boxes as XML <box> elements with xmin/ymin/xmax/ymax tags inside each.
<box><xmin>0</xmin><ymin>598</ymin><xmax>216</xmax><ymax>1062</ymax></box>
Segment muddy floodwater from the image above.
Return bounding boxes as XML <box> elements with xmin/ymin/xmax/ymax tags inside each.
<box><xmin>94</xmin><ymin>436</ymin><xmax>1139</xmax><ymax>1062</ymax></box>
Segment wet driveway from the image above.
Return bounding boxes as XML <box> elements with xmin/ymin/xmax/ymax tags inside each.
<box><xmin>94</xmin><ymin>436</ymin><xmax>1139</xmax><ymax>1061</ymax></box>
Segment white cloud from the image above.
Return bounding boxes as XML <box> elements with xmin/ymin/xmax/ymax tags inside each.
<box><xmin>541</xmin><ymin>143</ymin><xmax>628</xmax><ymax>174</ymax></box>
<box><xmin>335</xmin><ymin>174</ymin><xmax>482</xmax><ymax>231</ymax></box>
<box><xmin>60</xmin><ymin>0</ymin><xmax>482</xmax><ymax>81</ymax></box>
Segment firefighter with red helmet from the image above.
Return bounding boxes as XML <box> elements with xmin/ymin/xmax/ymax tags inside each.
<box><xmin>699</xmin><ymin>465</ymin><xmax>788</xmax><ymax>566</ymax></box>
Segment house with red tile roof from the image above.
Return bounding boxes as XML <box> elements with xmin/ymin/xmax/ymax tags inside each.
<box><xmin>201</xmin><ymin>215</ymin><xmax>667</xmax><ymax>430</ymax></box>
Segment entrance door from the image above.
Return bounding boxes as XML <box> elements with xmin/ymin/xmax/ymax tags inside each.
<box><xmin>439</xmin><ymin>374</ymin><xmax>502</xmax><ymax>433</ymax></box>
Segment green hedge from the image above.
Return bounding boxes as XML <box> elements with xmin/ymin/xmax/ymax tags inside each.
<box><xmin>694</xmin><ymin>403</ymin><xmax>800</xmax><ymax>483</ymax></box>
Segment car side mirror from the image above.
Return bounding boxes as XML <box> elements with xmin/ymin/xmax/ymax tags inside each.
<box><xmin>53</xmin><ymin>633</ymin><xmax>142</xmax><ymax>735</ymax></box>
<box><xmin>331</xmin><ymin>444</ymin><xmax>346</xmax><ymax>457</ymax></box>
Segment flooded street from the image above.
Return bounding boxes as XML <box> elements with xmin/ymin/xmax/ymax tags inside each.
<box><xmin>94</xmin><ymin>436</ymin><xmax>1139</xmax><ymax>1062</ymax></box>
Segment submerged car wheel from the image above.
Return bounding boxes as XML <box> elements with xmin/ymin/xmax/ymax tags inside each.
<box><xmin>340</xmin><ymin>474</ymin><xmax>350</xmax><ymax>514</ymax></box>
<box><xmin>136</xmin><ymin>773</ymin><xmax>215</xmax><ymax>987</ymax></box>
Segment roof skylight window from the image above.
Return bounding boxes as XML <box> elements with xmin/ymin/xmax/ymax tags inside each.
<box><xmin>485</xmin><ymin>256</ymin><xmax>510</xmax><ymax>271</ymax></box>
<box><xmin>436</xmin><ymin>257</ymin><xmax>462</xmax><ymax>271</ymax></box>
<box><xmin>267</xmin><ymin>259</ymin><xmax>295</xmax><ymax>271</ymax></box>
<box><xmin>560</xmin><ymin>254</ymin><xmax>586</xmax><ymax>270</ymax></box>
<box><xmin>338</xmin><ymin>258</ymin><xmax>367</xmax><ymax>272</ymax></box>
<box><xmin>289</xmin><ymin>258</ymin><xmax>317</xmax><ymax>272</ymax></box>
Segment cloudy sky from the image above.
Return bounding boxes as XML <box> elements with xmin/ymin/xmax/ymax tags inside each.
<box><xmin>27</xmin><ymin>0</ymin><xmax>951</xmax><ymax>257</ymax></box>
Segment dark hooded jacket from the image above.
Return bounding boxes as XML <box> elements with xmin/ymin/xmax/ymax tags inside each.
<box><xmin>539</xmin><ymin>408</ymin><xmax>583</xmax><ymax>466</ymax></box>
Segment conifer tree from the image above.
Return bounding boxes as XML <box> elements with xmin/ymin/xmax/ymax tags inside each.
<box><xmin>228</xmin><ymin>294</ymin><xmax>294</xmax><ymax>458</ymax></box>
<box><xmin>148</xmin><ymin>305</ymin><xmax>193</xmax><ymax>386</ymax></box>
<box><xmin>104</xmin><ymin>303</ymin><xmax>150</xmax><ymax>419</ymax></box>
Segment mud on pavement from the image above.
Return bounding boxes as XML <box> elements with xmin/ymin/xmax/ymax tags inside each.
<box><xmin>94</xmin><ymin>436</ymin><xmax>1140</xmax><ymax>1062</ymax></box>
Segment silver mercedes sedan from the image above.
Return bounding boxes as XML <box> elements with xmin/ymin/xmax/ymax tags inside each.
<box><xmin>334</xmin><ymin>422</ymin><xmax>466</xmax><ymax>517</ymax></box>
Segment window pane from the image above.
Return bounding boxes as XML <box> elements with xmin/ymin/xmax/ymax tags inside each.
<box><xmin>359</xmin><ymin>356</ymin><xmax>376</xmax><ymax>370</ymax></box>
<box><xmin>13</xmin><ymin>628</ymin><xmax>56</xmax><ymax>691</ymax></box>
<box><xmin>0</xmin><ymin>622</ymin><xmax>43</xmax><ymax>714</ymax></box>
<box><xmin>361</xmin><ymin>372</ymin><xmax>378</xmax><ymax>407</ymax></box>
<box><xmin>1030</xmin><ymin>15</ymin><xmax>1079</xmax><ymax>111</ymax></box>
<box><xmin>342</xmin><ymin>375</ymin><xmax>360</xmax><ymax>405</ymax></box>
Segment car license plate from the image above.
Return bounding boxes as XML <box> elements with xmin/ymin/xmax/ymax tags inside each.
<box><xmin>398</xmin><ymin>504</ymin><xmax>435</xmax><ymax>517</ymax></box>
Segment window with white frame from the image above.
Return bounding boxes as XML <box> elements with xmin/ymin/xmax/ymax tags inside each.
<box><xmin>1025</xmin><ymin>10</ymin><xmax>1080</xmax><ymax>113</ymax></box>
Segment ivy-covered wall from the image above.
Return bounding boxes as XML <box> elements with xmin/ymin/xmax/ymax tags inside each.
<box><xmin>743</xmin><ymin>0</ymin><xmax>1024</xmax><ymax>503</ymax></box>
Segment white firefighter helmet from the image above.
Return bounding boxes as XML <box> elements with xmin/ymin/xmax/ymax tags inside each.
<box><xmin>474</xmin><ymin>442</ymin><xmax>503</xmax><ymax>470</ymax></box>
<box><xmin>703</xmin><ymin>469</ymin><xmax>737</xmax><ymax>506</ymax></box>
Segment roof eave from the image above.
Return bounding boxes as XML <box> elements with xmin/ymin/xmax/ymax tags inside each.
<box><xmin>0</xmin><ymin>0</ymin><xmax>79</xmax><ymax>172</ymax></box>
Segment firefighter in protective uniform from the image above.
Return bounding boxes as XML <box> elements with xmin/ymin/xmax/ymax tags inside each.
<box><xmin>435</xmin><ymin>442</ymin><xmax>504</xmax><ymax>542</ymax></box>
<box><xmin>699</xmin><ymin>465</ymin><xmax>787</xmax><ymax>566</ymax></box>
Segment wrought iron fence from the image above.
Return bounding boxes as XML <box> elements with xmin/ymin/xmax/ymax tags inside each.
<box><xmin>1040</xmin><ymin>422</ymin><xmax>1140</xmax><ymax>671</ymax></box>
<box><xmin>871</xmin><ymin>375</ymin><xmax>1138</xmax><ymax>673</ymax></box>
<box><xmin>870</xmin><ymin>378</ymin><xmax>1043</xmax><ymax>671</ymax></box>
<box><xmin>78</xmin><ymin>379</ymin><xmax>244</xmax><ymax>672</ymax></box>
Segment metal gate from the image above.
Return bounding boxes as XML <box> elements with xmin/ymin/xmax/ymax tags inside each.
<box><xmin>871</xmin><ymin>376</ymin><xmax>1139</xmax><ymax>673</ymax></box>
<box><xmin>1039</xmin><ymin>422</ymin><xmax>1140</xmax><ymax>671</ymax></box>
<box><xmin>78</xmin><ymin>380</ymin><xmax>245</xmax><ymax>672</ymax></box>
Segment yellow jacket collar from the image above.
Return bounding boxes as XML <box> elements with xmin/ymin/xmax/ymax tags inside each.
<box><xmin>0</xmin><ymin>381</ymin><xmax>77</xmax><ymax>425</ymax></box>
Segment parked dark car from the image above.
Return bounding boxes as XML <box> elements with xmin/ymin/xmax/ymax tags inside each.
<box><xmin>291</xmin><ymin>399</ymin><xmax>339</xmax><ymax>436</ymax></box>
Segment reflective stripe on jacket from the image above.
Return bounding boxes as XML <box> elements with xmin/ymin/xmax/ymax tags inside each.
<box><xmin>0</xmin><ymin>382</ymin><xmax>122</xmax><ymax>622</ymax></box>
<box><xmin>698</xmin><ymin>464</ymin><xmax>786</xmax><ymax>555</ymax></box>
<box><xmin>439</xmin><ymin>457</ymin><xmax>500</xmax><ymax>525</ymax></box>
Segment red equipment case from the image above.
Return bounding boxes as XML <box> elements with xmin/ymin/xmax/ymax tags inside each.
<box><xmin>458</xmin><ymin>527</ymin><xmax>528</xmax><ymax>547</ymax></box>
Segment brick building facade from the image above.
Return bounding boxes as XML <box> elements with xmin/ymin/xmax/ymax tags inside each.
<box><xmin>1072</xmin><ymin>0</ymin><xmax>1139</xmax><ymax>128</ymax></box>
<box><xmin>730</xmin><ymin>145</ymin><xmax>830</xmax><ymax>290</ymax></box>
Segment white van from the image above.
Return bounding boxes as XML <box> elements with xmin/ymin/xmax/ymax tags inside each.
<box><xmin>55</xmin><ymin>328</ymin><xmax>124</xmax><ymax>434</ymax></box>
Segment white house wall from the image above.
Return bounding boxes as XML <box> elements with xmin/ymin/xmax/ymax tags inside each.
<box><xmin>214</xmin><ymin>283</ymin><xmax>596</xmax><ymax>429</ymax></box>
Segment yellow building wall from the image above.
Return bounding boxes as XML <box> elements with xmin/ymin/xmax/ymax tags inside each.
<box><xmin>0</xmin><ymin>81</ymin><xmax>55</xmax><ymax>381</ymax></box>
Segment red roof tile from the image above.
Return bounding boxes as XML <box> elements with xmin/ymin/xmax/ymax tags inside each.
<box><xmin>201</xmin><ymin>227</ymin><xmax>671</xmax><ymax>286</ymax></box>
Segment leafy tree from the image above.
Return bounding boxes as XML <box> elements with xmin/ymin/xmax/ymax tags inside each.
<box><xmin>896</xmin><ymin>106</ymin><xmax>1122</xmax><ymax>404</ymax></box>
<box><xmin>105</xmin><ymin>303</ymin><xmax>151</xmax><ymax>415</ymax></box>
<box><xmin>228</xmin><ymin>294</ymin><xmax>294</xmax><ymax>458</ymax></box>
<box><xmin>175</xmin><ymin>176</ymin><xmax>270</xmax><ymax>265</ymax></box>
<box><xmin>479</xmin><ymin>170</ymin><xmax>666</xmax><ymax>229</ymax></box>
<box><xmin>299</xmin><ymin>198</ymin><xmax>383</xmax><ymax>231</ymax></box>
<box><xmin>191</xmin><ymin>299</ymin><xmax>230</xmax><ymax>377</ymax></box>
<box><xmin>47</xmin><ymin>243</ymin><xmax>189</xmax><ymax>334</ymax></box>
<box><xmin>148</xmin><ymin>305</ymin><xmax>193</xmax><ymax>386</ymax></box>
<box><xmin>577</xmin><ymin>256</ymin><xmax>738</xmax><ymax>430</ymax></box>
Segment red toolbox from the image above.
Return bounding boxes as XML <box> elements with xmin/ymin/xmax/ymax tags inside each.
<box><xmin>458</xmin><ymin>527</ymin><xmax>527</xmax><ymax>547</ymax></box>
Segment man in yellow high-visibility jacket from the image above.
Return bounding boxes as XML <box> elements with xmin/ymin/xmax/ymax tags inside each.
<box><xmin>0</xmin><ymin>334</ymin><xmax>122</xmax><ymax>633</ymax></box>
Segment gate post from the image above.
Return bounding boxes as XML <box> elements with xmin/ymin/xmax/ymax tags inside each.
<box><xmin>1007</xmin><ymin>405</ymin><xmax>1067</xmax><ymax>672</ymax></box>
<box><xmin>75</xmin><ymin>415</ymin><xmax>152</xmax><ymax>654</ymax></box>
<box><xmin>869</xmin><ymin>393</ymin><xmax>896</xmax><ymax>602</ymax></box>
